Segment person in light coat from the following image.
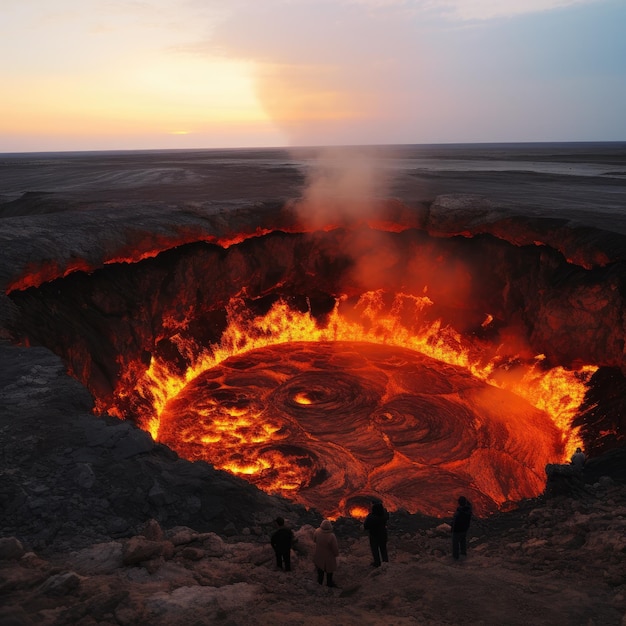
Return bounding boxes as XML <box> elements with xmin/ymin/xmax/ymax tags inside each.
<box><xmin>313</xmin><ymin>519</ymin><xmax>339</xmax><ymax>587</ymax></box>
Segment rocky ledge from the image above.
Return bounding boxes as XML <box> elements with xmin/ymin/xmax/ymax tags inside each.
<box><xmin>1</xmin><ymin>480</ymin><xmax>626</xmax><ymax>625</ymax></box>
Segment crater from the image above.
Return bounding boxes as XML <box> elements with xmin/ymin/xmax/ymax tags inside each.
<box><xmin>5</xmin><ymin>207</ymin><xmax>626</xmax><ymax>519</ymax></box>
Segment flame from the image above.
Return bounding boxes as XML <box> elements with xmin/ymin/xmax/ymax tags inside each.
<box><xmin>5</xmin><ymin>228</ymin><xmax>277</xmax><ymax>293</ymax></box>
<box><xmin>294</xmin><ymin>393</ymin><xmax>313</xmax><ymax>405</ymax></box>
<box><xmin>348</xmin><ymin>505</ymin><xmax>370</xmax><ymax>520</ymax></box>
<box><xmin>134</xmin><ymin>291</ymin><xmax>593</xmax><ymax>442</ymax></box>
<box><xmin>481</xmin><ymin>314</ymin><xmax>494</xmax><ymax>328</ymax></box>
<box><xmin>104</xmin><ymin>289</ymin><xmax>595</xmax><ymax>511</ymax></box>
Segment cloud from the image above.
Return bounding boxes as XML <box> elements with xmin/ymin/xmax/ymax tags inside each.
<box><xmin>428</xmin><ymin>0</ymin><xmax>605</xmax><ymax>21</ymax></box>
<box><xmin>339</xmin><ymin>0</ymin><xmax>604</xmax><ymax>21</ymax></box>
<box><xmin>2</xmin><ymin>0</ymin><xmax>622</xmax><ymax>151</ymax></box>
<box><xmin>212</xmin><ymin>0</ymin><xmax>623</xmax><ymax>145</ymax></box>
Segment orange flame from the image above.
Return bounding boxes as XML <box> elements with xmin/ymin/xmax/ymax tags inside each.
<box><xmin>133</xmin><ymin>292</ymin><xmax>592</xmax><ymax>448</ymax></box>
<box><xmin>106</xmin><ymin>289</ymin><xmax>595</xmax><ymax>513</ymax></box>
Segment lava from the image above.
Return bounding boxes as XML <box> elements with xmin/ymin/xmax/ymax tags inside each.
<box><xmin>109</xmin><ymin>292</ymin><xmax>594</xmax><ymax>517</ymax></box>
<box><xmin>156</xmin><ymin>340</ymin><xmax>564</xmax><ymax>518</ymax></box>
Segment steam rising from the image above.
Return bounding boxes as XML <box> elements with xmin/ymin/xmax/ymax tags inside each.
<box><xmin>291</xmin><ymin>146</ymin><xmax>394</xmax><ymax>229</ymax></box>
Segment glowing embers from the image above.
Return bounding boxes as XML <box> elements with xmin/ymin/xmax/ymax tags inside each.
<box><xmin>157</xmin><ymin>341</ymin><xmax>564</xmax><ymax>518</ymax></box>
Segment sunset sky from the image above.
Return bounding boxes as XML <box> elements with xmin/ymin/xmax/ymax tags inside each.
<box><xmin>2</xmin><ymin>0</ymin><xmax>625</xmax><ymax>152</ymax></box>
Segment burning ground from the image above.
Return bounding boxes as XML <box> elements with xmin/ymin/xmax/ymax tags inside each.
<box><xmin>1</xmin><ymin>150</ymin><xmax>626</xmax><ymax>623</ymax></box>
<box><xmin>2</xmin><ymin>196</ymin><xmax>625</xmax><ymax>518</ymax></box>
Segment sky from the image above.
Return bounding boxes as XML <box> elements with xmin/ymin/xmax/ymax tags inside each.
<box><xmin>1</xmin><ymin>0</ymin><xmax>625</xmax><ymax>152</ymax></box>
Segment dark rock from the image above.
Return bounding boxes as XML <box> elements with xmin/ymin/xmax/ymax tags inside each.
<box><xmin>180</xmin><ymin>547</ymin><xmax>204</xmax><ymax>561</ymax></box>
<box><xmin>106</xmin><ymin>517</ymin><xmax>130</xmax><ymax>535</ymax></box>
<box><xmin>112</xmin><ymin>428</ymin><xmax>154</xmax><ymax>460</ymax></box>
<box><xmin>141</xmin><ymin>518</ymin><xmax>164</xmax><ymax>541</ymax></box>
<box><xmin>66</xmin><ymin>542</ymin><xmax>124</xmax><ymax>575</ymax></box>
<box><xmin>147</xmin><ymin>481</ymin><xmax>177</xmax><ymax>507</ymax></box>
<box><xmin>37</xmin><ymin>571</ymin><xmax>82</xmax><ymax>596</ymax></box>
<box><xmin>544</xmin><ymin>463</ymin><xmax>589</xmax><ymax>498</ymax></box>
<box><xmin>122</xmin><ymin>537</ymin><xmax>165</xmax><ymax>565</ymax></box>
<box><xmin>71</xmin><ymin>463</ymin><xmax>96</xmax><ymax>489</ymax></box>
<box><xmin>0</xmin><ymin>605</ymin><xmax>35</xmax><ymax>626</ymax></box>
<box><xmin>0</xmin><ymin>537</ymin><xmax>25</xmax><ymax>560</ymax></box>
<box><xmin>85</xmin><ymin>590</ymin><xmax>129</xmax><ymax>621</ymax></box>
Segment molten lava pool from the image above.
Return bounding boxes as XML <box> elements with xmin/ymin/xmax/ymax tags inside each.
<box><xmin>157</xmin><ymin>340</ymin><xmax>563</xmax><ymax>518</ymax></box>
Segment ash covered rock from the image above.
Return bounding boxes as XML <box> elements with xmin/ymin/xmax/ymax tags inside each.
<box><xmin>0</xmin><ymin>343</ymin><xmax>309</xmax><ymax>554</ymax></box>
<box><xmin>428</xmin><ymin>194</ymin><xmax>626</xmax><ymax>268</ymax></box>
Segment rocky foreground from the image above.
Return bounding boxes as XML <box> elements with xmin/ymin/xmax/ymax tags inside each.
<box><xmin>1</xmin><ymin>479</ymin><xmax>626</xmax><ymax>626</ymax></box>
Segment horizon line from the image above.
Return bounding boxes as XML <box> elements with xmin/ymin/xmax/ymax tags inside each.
<box><xmin>2</xmin><ymin>139</ymin><xmax>626</xmax><ymax>158</ymax></box>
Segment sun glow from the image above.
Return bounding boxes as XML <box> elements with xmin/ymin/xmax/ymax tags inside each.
<box><xmin>1</xmin><ymin>55</ymin><xmax>275</xmax><ymax>148</ymax></box>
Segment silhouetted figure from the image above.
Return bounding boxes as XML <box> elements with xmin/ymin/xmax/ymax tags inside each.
<box><xmin>570</xmin><ymin>447</ymin><xmax>586</xmax><ymax>471</ymax></box>
<box><xmin>363</xmin><ymin>500</ymin><xmax>390</xmax><ymax>567</ymax></box>
<box><xmin>271</xmin><ymin>516</ymin><xmax>294</xmax><ymax>571</ymax></box>
<box><xmin>451</xmin><ymin>496</ymin><xmax>472</xmax><ymax>560</ymax></box>
<box><xmin>313</xmin><ymin>519</ymin><xmax>339</xmax><ymax>587</ymax></box>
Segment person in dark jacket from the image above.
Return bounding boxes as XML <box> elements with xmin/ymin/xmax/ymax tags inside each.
<box><xmin>271</xmin><ymin>516</ymin><xmax>295</xmax><ymax>571</ymax></box>
<box><xmin>363</xmin><ymin>501</ymin><xmax>390</xmax><ymax>567</ymax></box>
<box><xmin>451</xmin><ymin>496</ymin><xmax>472</xmax><ymax>560</ymax></box>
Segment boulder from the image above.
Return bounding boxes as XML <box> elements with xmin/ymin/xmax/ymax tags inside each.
<box><xmin>67</xmin><ymin>541</ymin><xmax>124</xmax><ymax>575</ymax></box>
<box><xmin>0</xmin><ymin>537</ymin><xmax>24</xmax><ymax>560</ymax></box>
<box><xmin>37</xmin><ymin>571</ymin><xmax>82</xmax><ymax>596</ymax></box>
<box><xmin>122</xmin><ymin>537</ymin><xmax>166</xmax><ymax>566</ymax></box>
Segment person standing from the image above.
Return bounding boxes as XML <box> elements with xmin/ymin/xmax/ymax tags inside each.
<box><xmin>271</xmin><ymin>516</ymin><xmax>295</xmax><ymax>571</ymax></box>
<box><xmin>451</xmin><ymin>496</ymin><xmax>472</xmax><ymax>560</ymax></box>
<box><xmin>570</xmin><ymin>447</ymin><xmax>586</xmax><ymax>471</ymax></box>
<box><xmin>363</xmin><ymin>500</ymin><xmax>390</xmax><ymax>567</ymax></box>
<box><xmin>313</xmin><ymin>519</ymin><xmax>339</xmax><ymax>587</ymax></box>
